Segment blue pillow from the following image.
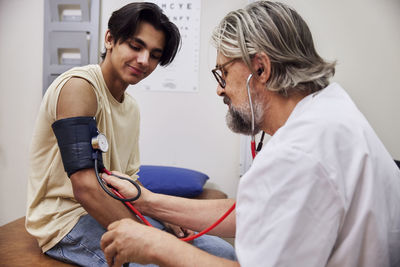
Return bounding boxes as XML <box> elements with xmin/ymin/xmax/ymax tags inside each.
<box><xmin>138</xmin><ymin>165</ymin><xmax>209</xmax><ymax>197</ymax></box>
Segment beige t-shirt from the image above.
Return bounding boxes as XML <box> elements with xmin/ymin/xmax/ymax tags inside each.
<box><xmin>26</xmin><ymin>64</ymin><xmax>140</xmax><ymax>252</ymax></box>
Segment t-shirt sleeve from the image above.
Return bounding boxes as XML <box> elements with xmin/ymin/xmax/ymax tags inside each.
<box><xmin>235</xmin><ymin>145</ymin><xmax>344</xmax><ymax>267</ymax></box>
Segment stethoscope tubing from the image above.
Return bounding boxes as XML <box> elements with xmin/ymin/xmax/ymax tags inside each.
<box><xmin>95</xmin><ymin>158</ymin><xmax>141</xmax><ymax>202</ymax></box>
<box><xmin>247</xmin><ymin>73</ymin><xmax>258</xmax><ymax>158</ymax></box>
<box><xmin>95</xmin><ymin>158</ymin><xmax>235</xmax><ymax>241</ymax></box>
<box><xmin>95</xmin><ymin>73</ymin><xmax>259</xmax><ymax>242</ymax></box>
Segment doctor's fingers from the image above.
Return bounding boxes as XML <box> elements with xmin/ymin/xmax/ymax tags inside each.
<box><xmin>101</xmin><ymin>230</ymin><xmax>130</xmax><ymax>267</ymax></box>
<box><xmin>101</xmin><ymin>174</ymin><xmax>136</xmax><ymax>196</ymax></box>
<box><xmin>101</xmin><ymin>173</ymin><xmax>127</xmax><ymax>188</ymax></box>
<box><xmin>106</xmin><ymin>218</ymin><xmax>124</xmax><ymax>230</ymax></box>
<box><xmin>100</xmin><ymin>228</ymin><xmax>114</xmax><ymax>251</ymax></box>
<box><xmin>100</xmin><ymin>237</ymin><xmax>118</xmax><ymax>267</ymax></box>
<box><xmin>103</xmin><ymin>242</ymin><xmax>127</xmax><ymax>267</ymax></box>
<box><xmin>100</xmin><ymin>220</ymin><xmax>124</xmax><ymax>252</ymax></box>
<box><xmin>100</xmin><ymin>219</ymin><xmax>127</xmax><ymax>250</ymax></box>
<box><xmin>101</xmin><ymin>219</ymin><xmax>142</xmax><ymax>249</ymax></box>
<box><xmin>100</xmin><ymin>231</ymin><xmax>117</xmax><ymax>265</ymax></box>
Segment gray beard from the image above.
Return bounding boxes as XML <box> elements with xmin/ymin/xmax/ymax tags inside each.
<box><xmin>224</xmin><ymin>96</ymin><xmax>263</xmax><ymax>135</ymax></box>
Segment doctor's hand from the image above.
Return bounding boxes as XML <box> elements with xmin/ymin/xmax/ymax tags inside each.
<box><xmin>101</xmin><ymin>171</ymin><xmax>152</xmax><ymax>205</ymax></box>
<box><xmin>101</xmin><ymin>218</ymin><xmax>176</xmax><ymax>267</ymax></box>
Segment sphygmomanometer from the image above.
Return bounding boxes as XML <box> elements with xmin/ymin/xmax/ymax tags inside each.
<box><xmin>51</xmin><ymin>116</ymin><xmax>141</xmax><ymax>202</ymax></box>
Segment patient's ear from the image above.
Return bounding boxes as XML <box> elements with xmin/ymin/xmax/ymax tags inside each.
<box><xmin>104</xmin><ymin>30</ymin><xmax>114</xmax><ymax>50</ymax></box>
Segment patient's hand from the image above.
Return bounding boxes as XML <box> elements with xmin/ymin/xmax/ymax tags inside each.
<box><xmin>163</xmin><ymin>221</ymin><xmax>195</xmax><ymax>241</ymax></box>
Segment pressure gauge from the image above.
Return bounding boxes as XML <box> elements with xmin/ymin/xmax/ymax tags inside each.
<box><xmin>91</xmin><ymin>133</ymin><xmax>109</xmax><ymax>153</ymax></box>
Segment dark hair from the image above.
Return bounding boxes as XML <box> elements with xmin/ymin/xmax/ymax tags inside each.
<box><xmin>100</xmin><ymin>2</ymin><xmax>181</xmax><ymax>66</ymax></box>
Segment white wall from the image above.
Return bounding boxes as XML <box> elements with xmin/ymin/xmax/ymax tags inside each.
<box><xmin>0</xmin><ymin>0</ymin><xmax>44</xmax><ymax>225</ymax></box>
<box><xmin>1</xmin><ymin>0</ymin><xmax>399</xmax><ymax>225</ymax></box>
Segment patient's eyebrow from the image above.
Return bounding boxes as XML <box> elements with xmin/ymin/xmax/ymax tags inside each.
<box><xmin>131</xmin><ymin>37</ymin><xmax>164</xmax><ymax>54</ymax></box>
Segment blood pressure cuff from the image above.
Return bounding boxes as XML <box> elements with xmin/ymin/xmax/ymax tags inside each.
<box><xmin>52</xmin><ymin>116</ymin><xmax>105</xmax><ymax>177</ymax></box>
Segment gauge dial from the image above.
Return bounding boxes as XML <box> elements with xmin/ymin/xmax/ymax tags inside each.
<box><xmin>92</xmin><ymin>133</ymin><xmax>109</xmax><ymax>152</ymax></box>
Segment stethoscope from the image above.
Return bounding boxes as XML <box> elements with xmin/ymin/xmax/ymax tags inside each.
<box><xmin>247</xmin><ymin>73</ymin><xmax>265</xmax><ymax>158</ymax></box>
<box><xmin>92</xmin><ymin>133</ymin><xmax>234</xmax><ymax>242</ymax></box>
<box><xmin>91</xmin><ymin>134</ymin><xmax>149</xmax><ymax>223</ymax></box>
<box><xmin>92</xmin><ymin>72</ymin><xmax>263</xmax><ymax>242</ymax></box>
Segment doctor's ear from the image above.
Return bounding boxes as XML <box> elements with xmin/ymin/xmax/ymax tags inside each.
<box><xmin>253</xmin><ymin>52</ymin><xmax>271</xmax><ymax>82</ymax></box>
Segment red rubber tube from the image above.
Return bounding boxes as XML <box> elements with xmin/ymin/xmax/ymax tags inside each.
<box><xmin>180</xmin><ymin>202</ymin><xmax>236</xmax><ymax>242</ymax></box>
<box><xmin>102</xmin><ymin>168</ymin><xmax>152</xmax><ymax>226</ymax></box>
<box><xmin>102</xmin><ymin>168</ymin><xmax>236</xmax><ymax>241</ymax></box>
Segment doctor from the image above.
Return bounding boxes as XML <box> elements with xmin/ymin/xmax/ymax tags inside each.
<box><xmin>100</xmin><ymin>1</ymin><xmax>400</xmax><ymax>266</ymax></box>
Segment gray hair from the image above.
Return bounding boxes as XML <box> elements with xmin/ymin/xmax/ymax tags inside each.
<box><xmin>212</xmin><ymin>1</ymin><xmax>336</xmax><ymax>96</ymax></box>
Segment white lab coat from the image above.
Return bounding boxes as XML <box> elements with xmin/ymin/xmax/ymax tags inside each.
<box><xmin>236</xmin><ymin>83</ymin><xmax>400</xmax><ymax>267</ymax></box>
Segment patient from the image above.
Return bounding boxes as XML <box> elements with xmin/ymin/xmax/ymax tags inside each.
<box><xmin>26</xmin><ymin>2</ymin><xmax>236</xmax><ymax>266</ymax></box>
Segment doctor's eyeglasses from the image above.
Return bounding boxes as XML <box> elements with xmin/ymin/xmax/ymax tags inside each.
<box><xmin>211</xmin><ymin>58</ymin><xmax>238</xmax><ymax>88</ymax></box>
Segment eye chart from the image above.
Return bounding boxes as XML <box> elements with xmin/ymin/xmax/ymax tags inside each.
<box><xmin>139</xmin><ymin>0</ymin><xmax>201</xmax><ymax>92</ymax></box>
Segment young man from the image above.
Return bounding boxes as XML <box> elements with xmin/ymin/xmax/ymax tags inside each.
<box><xmin>26</xmin><ymin>3</ymin><xmax>235</xmax><ymax>266</ymax></box>
<box><xmin>100</xmin><ymin>1</ymin><xmax>400</xmax><ymax>266</ymax></box>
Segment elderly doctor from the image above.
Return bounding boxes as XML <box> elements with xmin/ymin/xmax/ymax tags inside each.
<box><xmin>100</xmin><ymin>1</ymin><xmax>400</xmax><ymax>266</ymax></box>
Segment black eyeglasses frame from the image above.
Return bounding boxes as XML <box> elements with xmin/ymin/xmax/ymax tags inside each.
<box><xmin>211</xmin><ymin>58</ymin><xmax>238</xmax><ymax>88</ymax></box>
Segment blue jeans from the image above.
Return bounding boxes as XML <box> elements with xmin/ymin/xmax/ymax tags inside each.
<box><xmin>46</xmin><ymin>214</ymin><xmax>236</xmax><ymax>266</ymax></box>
